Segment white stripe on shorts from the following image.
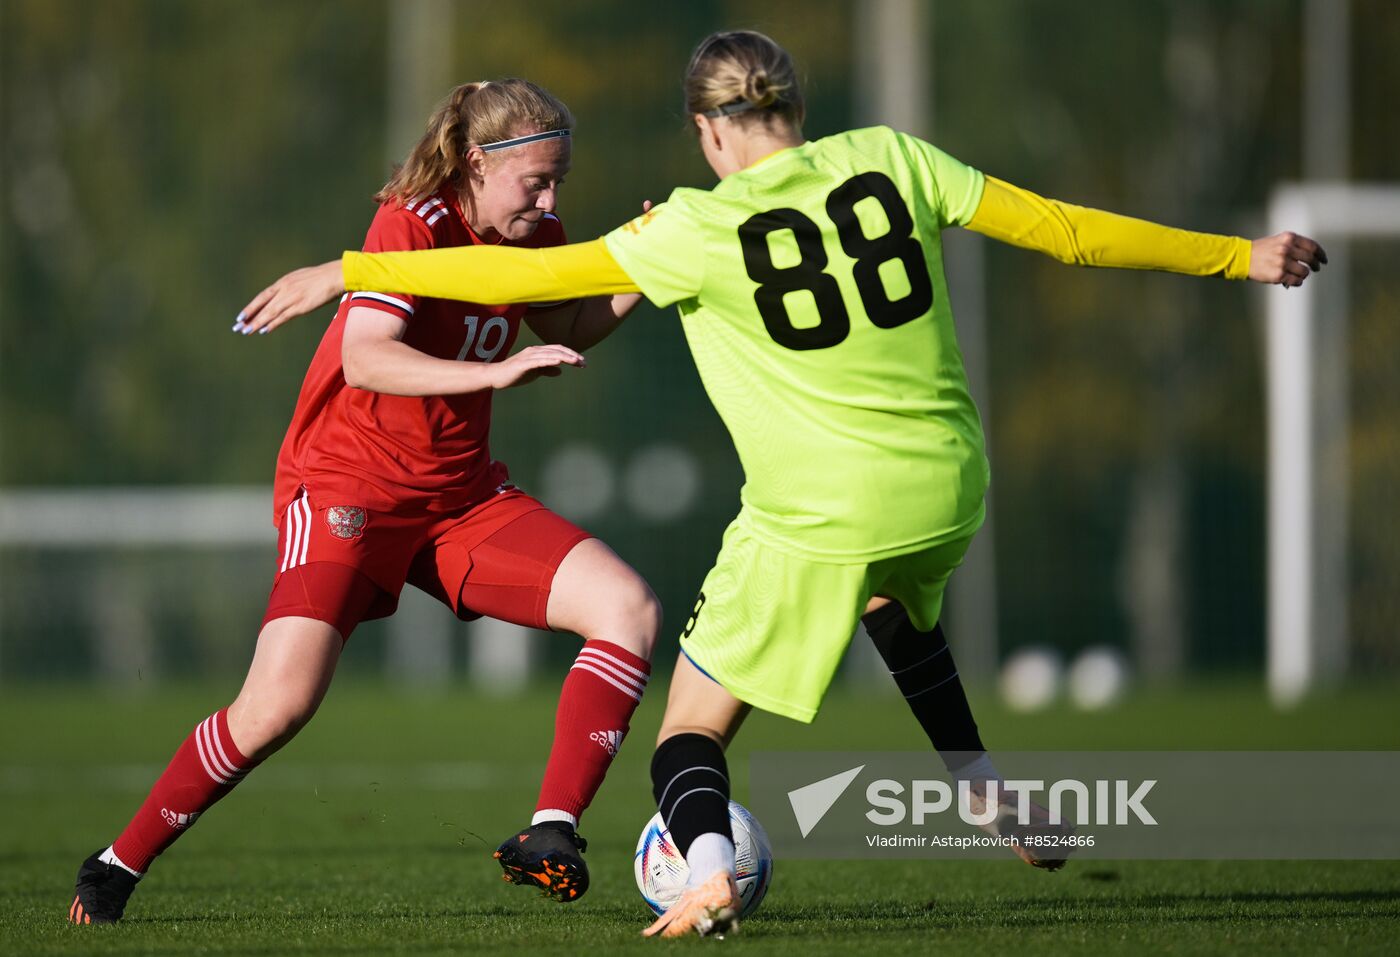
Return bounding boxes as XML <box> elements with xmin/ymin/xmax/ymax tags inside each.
<box><xmin>280</xmin><ymin>490</ymin><xmax>310</xmax><ymax>573</ymax></box>
<box><xmin>296</xmin><ymin>493</ymin><xmax>311</xmax><ymax>566</ymax></box>
<box><xmin>280</xmin><ymin>498</ymin><xmax>296</xmax><ymax>572</ymax></box>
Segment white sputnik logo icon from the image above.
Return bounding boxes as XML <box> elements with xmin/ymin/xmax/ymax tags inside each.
<box><xmin>787</xmin><ymin>765</ymin><xmax>865</xmax><ymax>838</ymax></box>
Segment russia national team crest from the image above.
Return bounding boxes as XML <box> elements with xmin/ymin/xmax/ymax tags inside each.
<box><xmin>325</xmin><ymin>505</ymin><xmax>367</xmax><ymax>540</ymax></box>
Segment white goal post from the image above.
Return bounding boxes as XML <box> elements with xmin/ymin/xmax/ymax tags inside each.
<box><xmin>1266</xmin><ymin>183</ymin><xmax>1400</xmax><ymax>706</ymax></box>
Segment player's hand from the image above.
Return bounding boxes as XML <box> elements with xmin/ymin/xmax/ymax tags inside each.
<box><xmin>235</xmin><ymin>260</ymin><xmax>345</xmax><ymax>335</ymax></box>
<box><xmin>1249</xmin><ymin>231</ymin><xmax>1327</xmax><ymax>288</ymax></box>
<box><xmin>488</xmin><ymin>344</ymin><xmax>587</xmax><ymax>389</ymax></box>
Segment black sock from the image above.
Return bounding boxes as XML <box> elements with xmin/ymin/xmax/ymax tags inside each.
<box><xmin>650</xmin><ymin>733</ymin><xmax>732</xmax><ymax>857</ymax></box>
<box><xmin>864</xmin><ymin>604</ymin><xmax>986</xmax><ymax>772</ymax></box>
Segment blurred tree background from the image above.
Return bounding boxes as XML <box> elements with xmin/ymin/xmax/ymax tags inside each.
<box><xmin>1</xmin><ymin>0</ymin><xmax>1397</xmax><ymax>683</ymax></box>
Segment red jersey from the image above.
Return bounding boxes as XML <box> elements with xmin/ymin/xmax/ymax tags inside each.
<box><xmin>273</xmin><ymin>189</ymin><xmax>571</xmax><ymax>522</ymax></box>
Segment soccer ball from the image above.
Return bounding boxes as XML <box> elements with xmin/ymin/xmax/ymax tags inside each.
<box><xmin>999</xmin><ymin>646</ymin><xmax>1064</xmax><ymax>711</ymax></box>
<box><xmin>634</xmin><ymin>800</ymin><xmax>773</xmax><ymax>917</ymax></box>
<box><xmin>1067</xmin><ymin>645</ymin><xmax>1130</xmax><ymax>710</ymax></box>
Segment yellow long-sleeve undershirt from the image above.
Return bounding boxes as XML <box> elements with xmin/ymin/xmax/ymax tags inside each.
<box><xmin>341</xmin><ymin>178</ymin><xmax>1251</xmax><ymax>303</ymax></box>
<box><xmin>344</xmin><ymin>237</ymin><xmax>638</xmax><ymax>303</ymax></box>
<box><xmin>965</xmin><ymin>176</ymin><xmax>1251</xmax><ymax>279</ymax></box>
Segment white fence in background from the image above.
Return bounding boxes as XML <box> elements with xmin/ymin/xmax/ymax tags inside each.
<box><xmin>0</xmin><ymin>486</ymin><xmax>531</xmax><ymax>689</ymax></box>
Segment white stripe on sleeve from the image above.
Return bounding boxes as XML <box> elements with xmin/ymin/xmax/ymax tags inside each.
<box><xmin>349</xmin><ymin>292</ymin><xmax>415</xmax><ymax>315</ymax></box>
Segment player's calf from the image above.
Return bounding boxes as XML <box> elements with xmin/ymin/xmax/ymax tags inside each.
<box><xmin>864</xmin><ymin>606</ymin><xmax>986</xmax><ymax>764</ymax></box>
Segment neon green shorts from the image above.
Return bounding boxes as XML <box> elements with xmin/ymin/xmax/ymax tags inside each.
<box><xmin>678</xmin><ymin>517</ymin><xmax>973</xmax><ymax>723</ymax></box>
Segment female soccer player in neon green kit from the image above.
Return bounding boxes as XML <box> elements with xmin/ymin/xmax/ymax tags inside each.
<box><xmin>243</xmin><ymin>30</ymin><xmax>1327</xmax><ymax>939</ymax></box>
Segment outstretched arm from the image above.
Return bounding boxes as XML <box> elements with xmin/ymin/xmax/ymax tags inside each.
<box><xmin>965</xmin><ymin>176</ymin><xmax>1327</xmax><ymax>287</ymax></box>
<box><xmin>236</xmin><ymin>239</ymin><xmax>640</xmax><ymax>335</ymax></box>
<box><xmin>237</xmin><ymin>261</ymin><xmax>347</xmax><ymax>335</ymax></box>
<box><xmin>345</xmin><ymin>238</ymin><xmax>639</xmax><ymax>304</ymax></box>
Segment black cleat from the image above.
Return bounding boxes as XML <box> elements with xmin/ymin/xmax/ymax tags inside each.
<box><xmin>493</xmin><ymin>822</ymin><xmax>590</xmax><ymax>902</ymax></box>
<box><xmin>69</xmin><ymin>848</ymin><xmax>139</xmax><ymax>924</ymax></box>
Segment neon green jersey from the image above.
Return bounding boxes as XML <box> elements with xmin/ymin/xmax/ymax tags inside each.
<box><xmin>605</xmin><ymin>126</ymin><xmax>989</xmax><ymax>562</ymax></box>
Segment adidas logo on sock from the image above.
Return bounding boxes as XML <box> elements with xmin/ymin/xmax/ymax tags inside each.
<box><xmin>589</xmin><ymin>730</ymin><xmax>625</xmax><ymax>755</ymax></box>
<box><xmin>160</xmin><ymin>807</ymin><xmax>201</xmax><ymax>830</ymax></box>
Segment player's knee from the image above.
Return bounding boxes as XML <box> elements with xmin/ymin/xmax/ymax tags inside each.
<box><xmin>583</xmin><ymin>576</ymin><xmax>661</xmax><ymax>660</ymax></box>
<box><xmin>862</xmin><ymin>600</ymin><xmax>910</xmax><ymax>638</ymax></box>
<box><xmin>228</xmin><ymin>695</ymin><xmax>320</xmax><ymax>760</ymax></box>
<box><xmin>656</xmin><ymin>724</ymin><xmax>727</xmax><ymax>749</ymax></box>
<box><xmin>630</xmin><ymin>583</ymin><xmax>663</xmax><ymax>659</ymax></box>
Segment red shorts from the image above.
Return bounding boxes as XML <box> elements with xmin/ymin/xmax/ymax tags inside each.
<box><xmin>262</xmin><ymin>485</ymin><xmax>591</xmax><ymax>640</ymax></box>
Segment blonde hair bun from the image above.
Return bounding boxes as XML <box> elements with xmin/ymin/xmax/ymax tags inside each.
<box><xmin>685</xmin><ymin>30</ymin><xmax>804</xmax><ymax>125</ymax></box>
<box><xmin>742</xmin><ymin>70</ymin><xmax>778</xmax><ymax>109</ymax></box>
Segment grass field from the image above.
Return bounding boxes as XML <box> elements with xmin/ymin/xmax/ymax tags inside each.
<box><xmin>4</xmin><ymin>679</ymin><xmax>1399</xmax><ymax>955</ymax></box>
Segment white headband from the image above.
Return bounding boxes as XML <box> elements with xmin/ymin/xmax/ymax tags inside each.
<box><xmin>478</xmin><ymin>129</ymin><xmax>572</xmax><ymax>152</ymax></box>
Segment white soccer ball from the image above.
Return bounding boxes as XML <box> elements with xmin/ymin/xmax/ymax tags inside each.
<box><xmin>1067</xmin><ymin>646</ymin><xmax>1130</xmax><ymax>710</ymax></box>
<box><xmin>999</xmin><ymin>646</ymin><xmax>1064</xmax><ymax>711</ymax></box>
<box><xmin>634</xmin><ymin>800</ymin><xmax>773</xmax><ymax>918</ymax></box>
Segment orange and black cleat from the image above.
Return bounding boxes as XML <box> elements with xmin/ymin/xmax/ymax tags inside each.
<box><xmin>493</xmin><ymin>822</ymin><xmax>590</xmax><ymax>902</ymax></box>
<box><xmin>69</xmin><ymin>849</ymin><xmax>140</xmax><ymax>924</ymax></box>
<box><xmin>642</xmin><ymin>870</ymin><xmax>741</xmax><ymax>939</ymax></box>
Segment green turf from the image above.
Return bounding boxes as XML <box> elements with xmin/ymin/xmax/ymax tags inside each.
<box><xmin>3</xmin><ymin>680</ymin><xmax>1399</xmax><ymax>954</ymax></box>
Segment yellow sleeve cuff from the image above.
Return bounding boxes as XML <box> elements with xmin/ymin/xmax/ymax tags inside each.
<box><xmin>967</xmin><ymin>177</ymin><xmax>1251</xmax><ymax>280</ymax></box>
<box><xmin>343</xmin><ymin>237</ymin><xmax>640</xmax><ymax>303</ymax></box>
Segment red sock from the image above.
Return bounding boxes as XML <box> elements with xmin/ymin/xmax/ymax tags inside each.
<box><xmin>534</xmin><ymin>640</ymin><xmax>651</xmax><ymax>825</ymax></box>
<box><xmin>110</xmin><ymin>709</ymin><xmax>256</xmax><ymax>873</ymax></box>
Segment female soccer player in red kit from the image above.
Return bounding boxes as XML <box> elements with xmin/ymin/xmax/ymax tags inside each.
<box><xmin>68</xmin><ymin>79</ymin><xmax>655</xmax><ymax>924</ymax></box>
